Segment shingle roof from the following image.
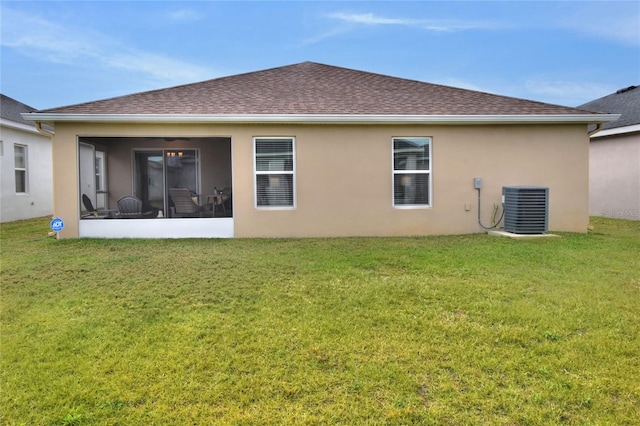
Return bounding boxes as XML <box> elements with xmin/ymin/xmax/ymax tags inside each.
<box><xmin>42</xmin><ymin>62</ymin><xmax>597</xmax><ymax>117</ymax></box>
<box><xmin>1</xmin><ymin>94</ymin><xmax>38</xmax><ymax>126</ymax></box>
<box><xmin>577</xmin><ymin>85</ymin><xmax>640</xmax><ymax>130</ymax></box>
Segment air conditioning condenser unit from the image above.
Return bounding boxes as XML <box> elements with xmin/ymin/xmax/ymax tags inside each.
<box><xmin>502</xmin><ymin>186</ymin><xmax>549</xmax><ymax>234</ymax></box>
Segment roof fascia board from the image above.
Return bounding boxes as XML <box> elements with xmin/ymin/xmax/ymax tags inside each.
<box><xmin>22</xmin><ymin>112</ymin><xmax>621</xmax><ymax>125</ymax></box>
<box><xmin>590</xmin><ymin>123</ymin><xmax>640</xmax><ymax>138</ymax></box>
<box><xmin>0</xmin><ymin>117</ymin><xmax>40</xmax><ymax>134</ymax></box>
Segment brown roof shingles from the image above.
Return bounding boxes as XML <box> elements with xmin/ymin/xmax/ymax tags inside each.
<box><xmin>42</xmin><ymin>62</ymin><xmax>596</xmax><ymax>116</ymax></box>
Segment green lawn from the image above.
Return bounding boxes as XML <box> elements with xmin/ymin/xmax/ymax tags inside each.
<box><xmin>1</xmin><ymin>217</ymin><xmax>639</xmax><ymax>425</ymax></box>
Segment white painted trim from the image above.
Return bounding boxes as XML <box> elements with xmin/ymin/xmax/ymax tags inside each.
<box><xmin>391</xmin><ymin>136</ymin><xmax>433</xmax><ymax>208</ymax></box>
<box><xmin>22</xmin><ymin>113</ymin><xmax>621</xmax><ymax>125</ymax></box>
<box><xmin>253</xmin><ymin>136</ymin><xmax>297</xmax><ymax>209</ymax></box>
<box><xmin>0</xmin><ymin>118</ymin><xmax>41</xmax><ymax>134</ymax></box>
<box><xmin>14</xmin><ymin>144</ymin><xmax>29</xmax><ymax>194</ymax></box>
<box><xmin>79</xmin><ymin>218</ymin><xmax>234</xmax><ymax>238</ymax></box>
<box><xmin>590</xmin><ymin>123</ymin><xmax>640</xmax><ymax>138</ymax></box>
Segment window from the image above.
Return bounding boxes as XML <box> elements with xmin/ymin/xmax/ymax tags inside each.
<box><xmin>254</xmin><ymin>137</ymin><xmax>295</xmax><ymax>208</ymax></box>
<box><xmin>393</xmin><ymin>137</ymin><xmax>431</xmax><ymax>207</ymax></box>
<box><xmin>14</xmin><ymin>144</ymin><xmax>27</xmax><ymax>193</ymax></box>
<box><xmin>95</xmin><ymin>154</ymin><xmax>104</xmax><ymax>192</ymax></box>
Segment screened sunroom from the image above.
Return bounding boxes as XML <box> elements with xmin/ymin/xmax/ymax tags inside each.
<box><xmin>77</xmin><ymin>136</ymin><xmax>233</xmax><ymax>238</ymax></box>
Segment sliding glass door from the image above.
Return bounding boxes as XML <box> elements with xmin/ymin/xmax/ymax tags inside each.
<box><xmin>134</xmin><ymin>149</ymin><xmax>199</xmax><ymax>216</ymax></box>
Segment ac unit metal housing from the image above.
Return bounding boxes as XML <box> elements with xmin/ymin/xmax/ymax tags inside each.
<box><xmin>502</xmin><ymin>186</ymin><xmax>549</xmax><ymax>234</ymax></box>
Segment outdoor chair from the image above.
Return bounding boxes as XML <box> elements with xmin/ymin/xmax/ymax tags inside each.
<box><xmin>202</xmin><ymin>188</ymin><xmax>231</xmax><ymax>217</ymax></box>
<box><xmin>219</xmin><ymin>187</ymin><xmax>232</xmax><ymax>216</ymax></box>
<box><xmin>115</xmin><ymin>196</ymin><xmax>156</xmax><ymax>219</ymax></box>
<box><xmin>169</xmin><ymin>188</ymin><xmax>207</xmax><ymax>218</ymax></box>
<box><xmin>81</xmin><ymin>194</ymin><xmax>115</xmax><ymax>218</ymax></box>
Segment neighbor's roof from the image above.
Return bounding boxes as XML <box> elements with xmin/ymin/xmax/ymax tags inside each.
<box><xmin>577</xmin><ymin>85</ymin><xmax>640</xmax><ymax>132</ymax></box>
<box><xmin>25</xmin><ymin>62</ymin><xmax>618</xmax><ymax>125</ymax></box>
<box><xmin>1</xmin><ymin>93</ymin><xmax>38</xmax><ymax>126</ymax></box>
<box><xmin>1</xmin><ymin>93</ymin><xmax>54</xmax><ymax>133</ymax></box>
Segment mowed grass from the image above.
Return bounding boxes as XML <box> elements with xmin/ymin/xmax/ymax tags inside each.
<box><xmin>1</xmin><ymin>218</ymin><xmax>639</xmax><ymax>425</ymax></box>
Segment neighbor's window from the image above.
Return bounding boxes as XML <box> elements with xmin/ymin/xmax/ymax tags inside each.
<box><xmin>393</xmin><ymin>137</ymin><xmax>431</xmax><ymax>206</ymax></box>
<box><xmin>254</xmin><ymin>137</ymin><xmax>295</xmax><ymax>208</ymax></box>
<box><xmin>14</xmin><ymin>144</ymin><xmax>27</xmax><ymax>193</ymax></box>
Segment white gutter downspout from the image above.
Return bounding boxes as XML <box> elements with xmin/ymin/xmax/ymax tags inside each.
<box><xmin>588</xmin><ymin>123</ymin><xmax>602</xmax><ymax>137</ymax></box>
<box><xmin>35</xmin><ymin>121</ymin><xmax>54</xmax><ymax>138</ymax></box>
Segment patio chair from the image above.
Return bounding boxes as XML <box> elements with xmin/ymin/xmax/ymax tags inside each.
<box><xmin>115</xmin><ymin>196</ymin><xmax>156</xmax><ymax>219</ymax></box>
<box><xmin>219</xmin><ymin>187</ymin><xmax>232</xmax><ymax>216</ymax></box>
<box><xmin>81</xmin><ymin>193</ymin><xmax>115</xmax><ymax>218</ymax></box>
<box><xmin>169</xmin><ymin>188</ymin><xmax>207</xmax><ymax>218</ymax></box>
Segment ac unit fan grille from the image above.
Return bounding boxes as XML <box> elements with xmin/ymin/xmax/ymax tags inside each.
<box><xmin>503</xmin><ymin>186</ymin><xmax>549</xmax><ymax>234</ymax></box>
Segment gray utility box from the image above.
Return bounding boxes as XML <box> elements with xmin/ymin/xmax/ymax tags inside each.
<box><xmin>503</xmin><ymin>186</ymin><xmax>549</xmax><ymax>234</ymax></box>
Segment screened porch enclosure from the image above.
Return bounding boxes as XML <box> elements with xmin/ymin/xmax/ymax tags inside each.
<box><xmin>78</xmin><ymin>136</ymin><xmax>232</xmax><ymax>221</ymax></box>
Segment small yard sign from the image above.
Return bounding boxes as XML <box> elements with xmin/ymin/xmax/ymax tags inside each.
<box><xmin>50</xmin><ymin>217</ymin><xmax>65</xmax><ymax>233</ymax></box>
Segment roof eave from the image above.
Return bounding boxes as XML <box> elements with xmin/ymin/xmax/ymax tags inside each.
<box><xmin>1</xmin><ymin>117</ymin><xmax>39</xmax><ymax>133</ymax></box>
<box><xmin>21</xmin><ymin>113</ymin><xmax>621</xmax><ymax>125</ymax></box>
<box><xmin>590</xmin><ymin>123</ymin><xmax>640</xmax><ymax>138</ymax></box>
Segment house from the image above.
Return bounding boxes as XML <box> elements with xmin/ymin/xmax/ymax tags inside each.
<box><xmin>22</xmin><ymin>62</ymin><xmax>618</xmax><ymax>238</ymax></box>
<box><xmin>1</xmin><ymin>94</ymin><xmax>53</xmax><ymax>222</ymax></box>
<box><xmin>578</xmin><ymin>86</ymin><xmax>639</xmax><ymax>220</ymax></box>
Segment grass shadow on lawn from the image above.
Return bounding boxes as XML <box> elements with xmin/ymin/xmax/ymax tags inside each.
<box><xmin>1</xmin><ymin>217</ymin><xmax>639</xmax><ymax>424</ymax></box>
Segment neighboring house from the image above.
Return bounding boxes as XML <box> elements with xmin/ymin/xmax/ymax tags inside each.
<box><xmin>578</xmin><ymin>86</ymin><xmax>640</xmax><ymax>220</ymax></box>
<box><xmin>23</xmin><ymin>62</ymin><xmax>617</xmax><ymax>238</ymax></box>
<box><xmin>1</xmin><ymin>94</ymin><xmax>53</xmax><ymax>222</ymax></box>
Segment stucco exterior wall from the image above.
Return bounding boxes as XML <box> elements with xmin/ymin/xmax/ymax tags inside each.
<box><xmin>0</xmin><ymin>124</ymin><xmax>53</xmax><ymax>222</ymax></box>
<box><xmin>50</xmin><ymin>122</ymin><xmax>590</xmax><ymax>238</ymax></box>
<box><xmin>589</xmin><ymin>133</ymin><xmax>640</xmax><ymax>220</ymax></box>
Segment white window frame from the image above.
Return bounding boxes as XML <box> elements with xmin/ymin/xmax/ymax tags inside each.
<box><xmin>14</xmin><ymin>144</ymin><xmax>28</xmax><ymax>194</ymax></box>
<box><xmin>95</xmin><ymin>152</ymin><xmax>105</xmax><ymax>192</ymax></box>
<box><xmin>253</xmin><ymin>137</ymin><xmax>296</xmax><ymax>209</ymax></box>
<box><xmin>392</xmin><ymin>137</ymin><xmax>432</xmax><ymax>208</ymax></box>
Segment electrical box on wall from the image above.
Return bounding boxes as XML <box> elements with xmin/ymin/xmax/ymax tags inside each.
<box><xmin>474</xmin><ymin>178</ymin><xmax>482</xmax><ymax>189</ymax></box>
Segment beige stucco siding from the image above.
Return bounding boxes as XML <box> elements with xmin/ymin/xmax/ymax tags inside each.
<box><xmin>235</xmin><ymin>124</ymin><xmax>589</xmax><ymax>237</ymax></box>
<box><xmin>50</xmin><ymin>122</ymin><xmax>589</xmax><ymax>238</ymax></box>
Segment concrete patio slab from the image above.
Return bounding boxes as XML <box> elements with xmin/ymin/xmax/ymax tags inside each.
<box><xmin>488</xmin><ymin>230</ymin><xmax>560</xmax><ymax>239</ymax></box>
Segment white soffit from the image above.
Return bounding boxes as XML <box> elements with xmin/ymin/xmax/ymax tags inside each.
<box><xmin>0</xmin><ymin>117</ymin><xmax>41</xmax><ymax>134</ymax></box>
<box><xmin>22</xmin><ymin>113</ymin><xmax>621</xmax><ymax>125</ymax></box>
<box><xmin>590</xmin><ymin>123</ymin><xmax>640</xmax><ymax>138</ymax></box>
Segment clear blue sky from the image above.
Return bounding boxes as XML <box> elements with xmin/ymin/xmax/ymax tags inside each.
<box><xmin>1</xmin><ymin>1</ymin><xmax>638</xmax><ymax>110</ymax></box>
